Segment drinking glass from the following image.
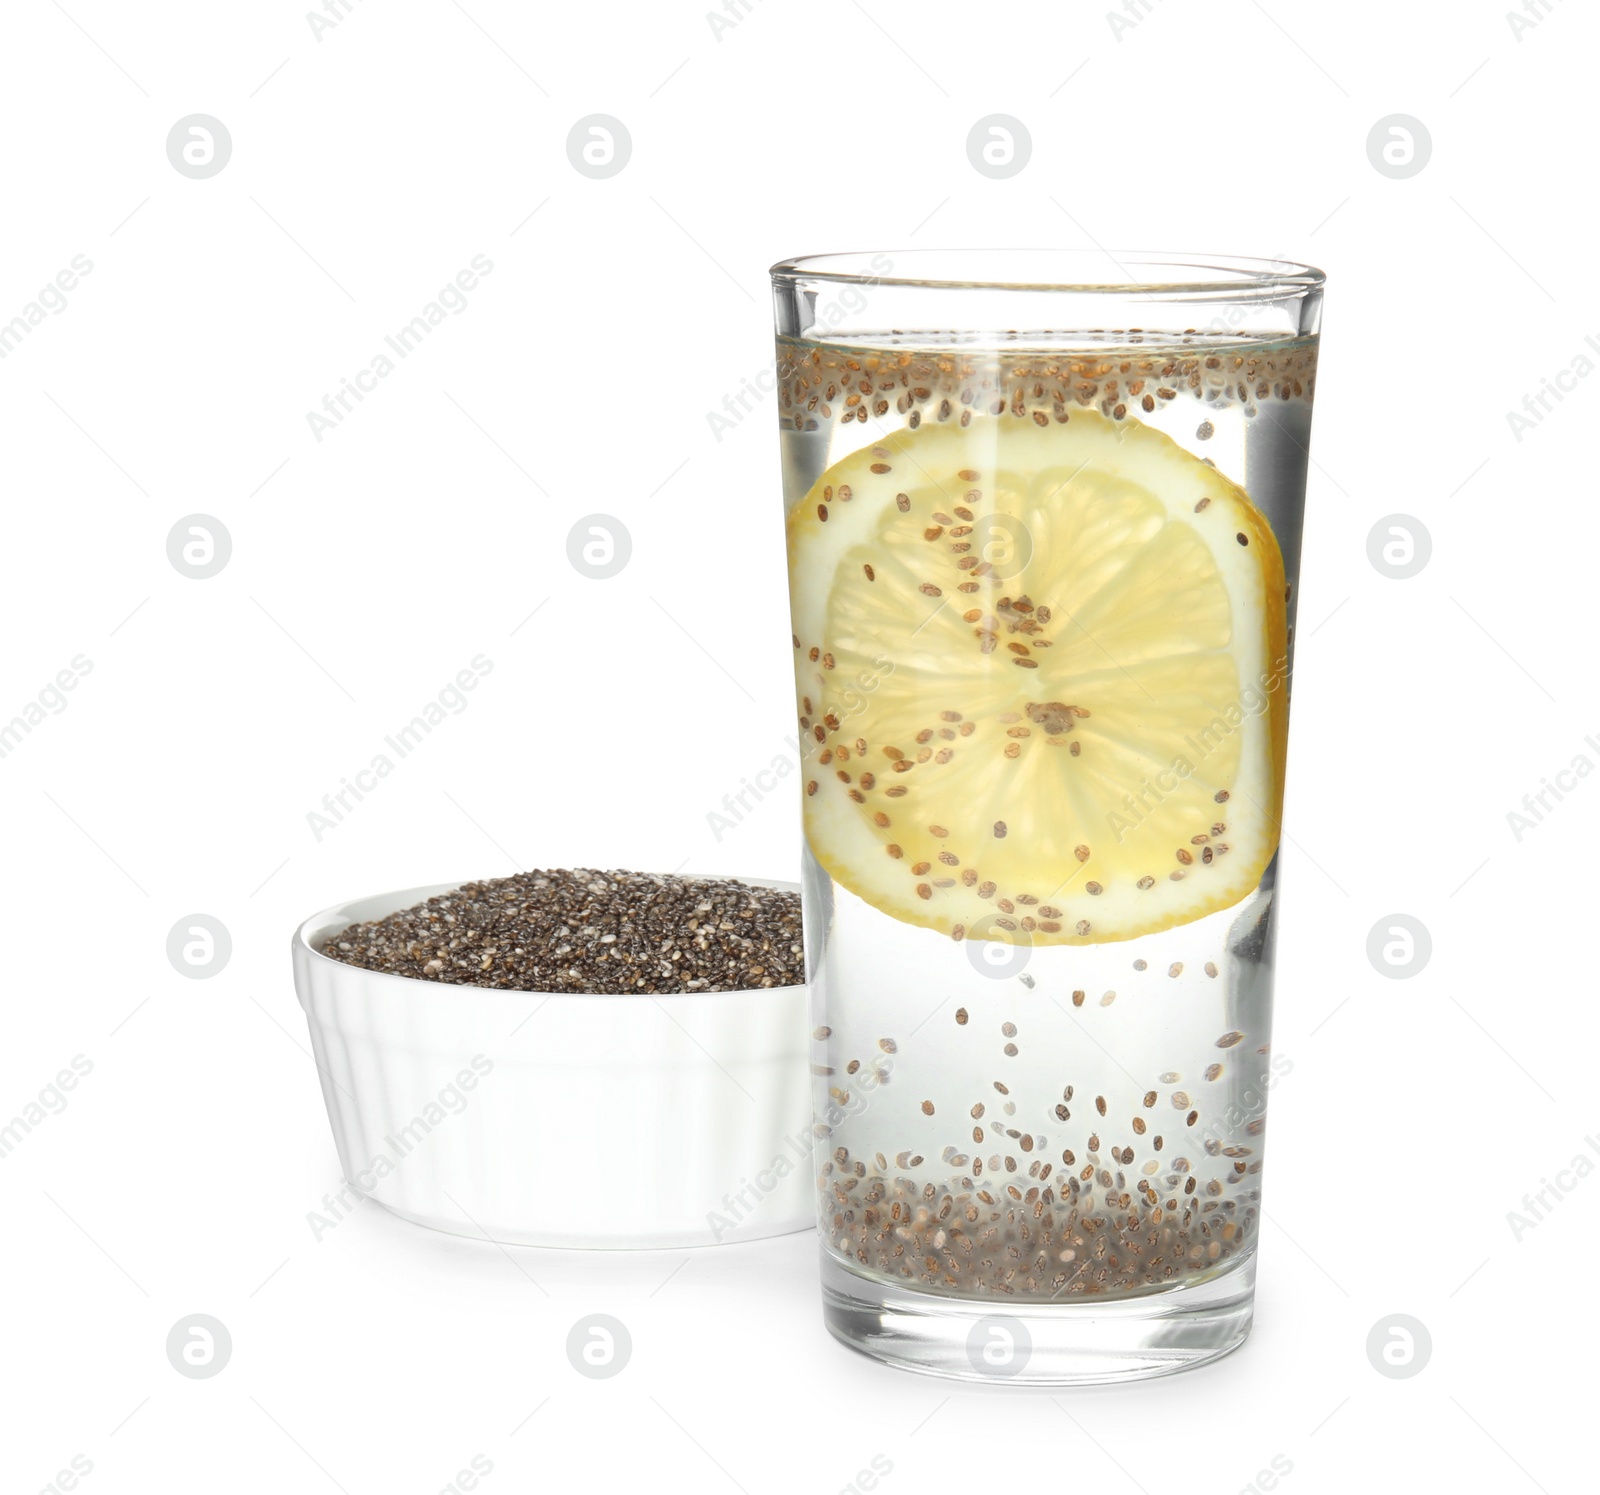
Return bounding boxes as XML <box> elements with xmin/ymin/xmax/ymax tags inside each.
<box><xmin>771</xmin><ymin>250</ymin><xmax>1323</xmax><ymax>1382</ymax></box>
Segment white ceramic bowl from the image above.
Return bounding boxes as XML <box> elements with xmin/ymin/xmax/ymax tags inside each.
<box><xmin>292</xmin><ymin>879</ymin><xmax>814</xmax><ymax>1248</ymax></box>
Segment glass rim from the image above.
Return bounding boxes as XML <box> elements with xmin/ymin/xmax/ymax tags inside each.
<box><xmin>769</xmin><ymin>249</ymin><xmax>1325</xmax><ymax>296</ymax></box>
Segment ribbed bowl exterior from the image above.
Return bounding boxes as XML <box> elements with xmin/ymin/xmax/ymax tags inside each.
<box><xmin>292</xmin><ymin>882</ymin><xmax>814</xmax><ymax>1248</ymax></box>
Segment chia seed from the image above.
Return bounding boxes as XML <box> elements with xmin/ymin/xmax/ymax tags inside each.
<box><xmin>322</xmin><ymin>869</ymin><xmax>803</xmax><ymax>994</ymax></box>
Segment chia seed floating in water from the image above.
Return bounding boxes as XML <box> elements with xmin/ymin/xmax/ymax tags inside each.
<box><xmin>322</xmin><ymin>869</ymin><xmax>803</xmax><ymax>994</ymax></box>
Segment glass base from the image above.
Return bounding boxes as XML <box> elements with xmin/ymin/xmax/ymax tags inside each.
<box><xmin>821</xmin><ymin>1246</ymin><xmax>1255</xmax><ymax>1385</ymax></box>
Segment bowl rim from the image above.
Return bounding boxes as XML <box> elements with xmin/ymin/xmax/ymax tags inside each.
<box><xmin>292</xmin><ymin>873</ymin><xmax>806</xmax><ymax>1001</ymax></box>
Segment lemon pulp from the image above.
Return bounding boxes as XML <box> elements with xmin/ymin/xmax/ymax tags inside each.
<box><xmin>787</xmin><ymin>409</ymin><xmax>1288</xmax><ymax>945</ymax></box>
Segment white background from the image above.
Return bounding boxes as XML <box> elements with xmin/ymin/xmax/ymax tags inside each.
<box><xmin>2</xmin><ymin>1</ymin><xmax>1594</xmax><ymax>1491</ymax></box>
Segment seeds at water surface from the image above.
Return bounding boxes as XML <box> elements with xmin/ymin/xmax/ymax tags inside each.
<box><xmin>322</xmin><ymin>868</ymin><xmax>802</xmax><ymax>995</ymax></box>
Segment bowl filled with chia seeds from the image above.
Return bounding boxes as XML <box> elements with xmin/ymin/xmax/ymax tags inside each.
<box><xmin>292</xmin><ymin>869</ymin><xmax>814</xmax><ymax>1249</ymax></box>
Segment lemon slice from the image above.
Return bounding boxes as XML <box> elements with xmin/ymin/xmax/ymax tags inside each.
<box><xmin>787</xmin><ymin>409</ymin><xmax>1288</xmax><ymax>945</ymax></box>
